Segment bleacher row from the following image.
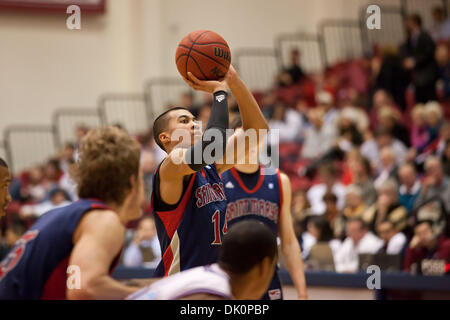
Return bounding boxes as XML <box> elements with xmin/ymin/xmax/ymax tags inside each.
<box><xmin>1</xmin><ymin>0</ymin><xmax>450</xmax><ymax>174</ymax></box>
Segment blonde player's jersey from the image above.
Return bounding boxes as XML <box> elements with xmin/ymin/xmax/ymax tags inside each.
<box><xmin>126</xmin><ymin>264</ymin><xmax>232</xmax><ymax>300</ymax></box>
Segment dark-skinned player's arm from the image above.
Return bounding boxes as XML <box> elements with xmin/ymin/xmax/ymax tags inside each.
<box><xmin>213</xmin><ymin>66</ymin><xmax>269</xmax><ymax>173</ymax></box>
<box><xmin>278</xmin><ymin>172</ymin><xmax>308</xmax><ymax>300</ymax></box>
<box><xmin>67</xmin><ymin>210</ymin><xmax>156</xmax><ymax>299</ymax></box>
<box><xmin>158</xmin><ymin>75</ymin><xmax>229</xmax><ymax>205</ymax></box>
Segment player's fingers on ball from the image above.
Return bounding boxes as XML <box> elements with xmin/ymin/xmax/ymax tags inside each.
<box><xmin>187</xmin><ymin>72</ymin><xmax>201</xmax><ymax>84</ymax></box>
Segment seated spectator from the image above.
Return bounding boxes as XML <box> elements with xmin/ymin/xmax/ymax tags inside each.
<box><xmin>336</xmin><ymin>117</ymin><xmax>364</xmax><ymax>153</ymax></box>
<box><xmin>437</xmin><ymin>122</ymin><xmax>450</xmax><ymax>156</ymax></box>
<box><xmin>424</xmin><ymin>101</ymin><xmax>443</xmax><ymax>146</ymax></box>
<box><xmin>19</xmin><ymin>188</ymin><xmax>72</xmax><ymax>219</ymax></box>
<box><xmin>441</xmin><ymin>139</ymin><xmax>450</xmax><ymax>176</ymax></box>
<box><xmin>0</xmin><ymin>221</ymin><xmax>26</xmax><ymax>260</ymax></box>
<box><xmin>323</xmin><ymin>192</ymin><xmax>339</xmax><ymax>227</ymax></box>
<box><xmin>376</xmin><ymin>220</ymin><xmax>407</xmax><ymax>255</ymax></box>
<box><xmin>59</xmin><ymin>159</ymin><xmax>78</xmax><ymax>202</ymax></box>
<box><xmin>57</xmin><ymin>142</ymin><xmax>75</xmax><ymax>174</ymax></box>
<box><xmin>415</xmin><ymin>156</ymin><xmax>450</xmax><ymax>213</ymax></box>
<box><xmin>23</xmin><ymin>165</ymin><xmax>47</xmax><ymax>203</ymax></box>
<box><xmin>398</xmin><ymin>162</ymin><xmax>422</xmax><ymax>212</ymax></box>
<box><xmin>430</xmin><ymin>6</ymin><xmax>450</xmax><ymax>42</ymax></box>
<box><xmin>369</xmin><ymin>89</ymin><xmax>402</xmax><ymax>130</ymax></box>
<box><xmin>316</xmin><ymin>90</ymin><xmax>339</xmax><ymax>127</ymax></box>
<box><xmin>122</xmin><ymin>216</ymin><xmax>161</xmax><ymax>268</ymax></box>
<box><xmin>301</xmin><ymin>108</ymin><xmax>337</xmax><ymax>159</ymax></box>
<box><xmin>43</xmin><ymin>158</ymin><xmax>63</xmax><ymax>192</ymax></box>
<box><xmin>141</xmin><ymin>151</ymin><xmax>156</xmax><ymax>198</ymax></box>
<box><xmin>374</xmin><ymin>146</ymin><xmax>399</xmax><ymax>189</ymax></box>
<box><xmin>268</xmin><ymin>101</ymin><xmax>304</xmax><ymax>143</ymax></box>
<box><xmin>410</xmin><ymin>104</ymin><xmax>429</xmax><ymax>152</ymax></box>
<box><xmin>304</xmin><ymin>215</ymin><xmax>336</xmax><ymax>271</ymax></box>
<box><xmin>278</xmin><ymin>49</ymin><xmax>305</xmax><ymax>87</ymax></box>
<box><xmin>403</xmin><ymin>220</ymin><xmax>450</xmax><ymax>272</ymax></box>
<box><xmin>362</xmin><ymin>179</ymin><xmax>408</xmax><ymax>234</ymax></box>
<box><xmin>335</xmin><ymin>185</ymin><xmax>367</xmax><ymax>239</ymax></box>
<box><xmin>333</xmin><ymin>218</ymin><xmax>383</xmax><ymax>273</ymax></box>
<box><xmin>361</xmin><ymin>127</ymin><xmax>408</xmax><ymax>170</ymax></box>
<box><xmin>339</xmin><ymin>104</ymin><xmax>369</xmax><ymax>134</ymax></box>
<box><xmin>346</xmin><ymin>153</ymin><xmax>377</xmax><ymax>206</ymax></box>
<box><xmin>377</xmin><ymin>106</ymin><xmax>410</xmax><ymax>147</ymax></box>
<box><xmin>306</xmin><ymin>163</ymin><xmax>346</xmax><ymax>215</ymax></box>
<box><xmin>435</xmin><ymin>44</ymin><xmax>450</xmax><ymax>100</ymax></box>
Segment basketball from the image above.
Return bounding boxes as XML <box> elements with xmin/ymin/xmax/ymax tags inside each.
<box><xmin>175</xmin><ymin>30</ymin><xmax>231</xmax><ymax>81</ymax></box>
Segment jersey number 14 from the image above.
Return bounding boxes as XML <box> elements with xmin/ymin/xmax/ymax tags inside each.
<box><xmin>211</xmin><ymin>210</ymin><xmax>227</xmax><ymax>245</ymax></box>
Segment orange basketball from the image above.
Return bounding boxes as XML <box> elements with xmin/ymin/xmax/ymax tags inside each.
<box><xmin>175</xmin><ymin>30</ymin><xmax>231</xmax><ymax>81</ymax></box>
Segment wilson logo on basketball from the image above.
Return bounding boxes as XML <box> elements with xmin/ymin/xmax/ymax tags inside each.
<box><xmin>214</xmin><ymin>47</ymin><xmax>231</xmax><ymax>62</ymax></box>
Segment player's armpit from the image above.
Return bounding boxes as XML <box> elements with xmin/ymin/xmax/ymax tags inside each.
<box><xmin>179</xmin><ymin>293</ymin><xmax>226</xmax><ymax>300</ymax></box>
<box><xmin>160</xmin><ymin>147</ymin><xmax>196</xmax><ymax>181</ymax></box>
<box><xmin>68</xmin><ymin>210</ymin><xmax>137</xmax><ymax>300</ymax></box>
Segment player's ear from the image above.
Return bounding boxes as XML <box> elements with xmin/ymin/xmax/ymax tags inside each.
<box><xmin>159</xmin><ymin>131</ymin><xmax>170</xmax><ymax>146</ymax></box>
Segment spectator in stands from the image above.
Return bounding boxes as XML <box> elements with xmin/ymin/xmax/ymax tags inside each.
<box><xmin>1</xmin><ymin>221</ymin><xmax>26</xmax><ymax>259</ymax></box>
<box><xmin>339</xmin><ymin>103</ymin><xmax>369</xmax><ymax>134</ymax></box>
<box><xmin>278</xmin><ymin>49</ymin><xmax>305</xmax><ymax>87</ymax></box>
<box><xmin>415</xmin><ymin>156</ymin><xmax>450</xmax><ymax>213</ymax></box>
<box><xmin>374</xmin><ymin>146</ymin><xmax>399</xmax><ymax>189</ymax></box>
<box><xmin>268</xmin><ymin>101</ymin><xmax>304</xmax><ymax>142</ymax></box>
<box><xmin>441</xmin><ymin>139</ymin><xmax>450</xmax><ymax>176</ymax></box>
<box><xmin>373</xmin><ymin>48</ymin><xmax>409</xmax><ymax>111</ymax></box>
<box><xmin>410</xmin><ymin>104</ymin><xmax>430</xmax><ymax>152</ymax></box>
<box><xmin>141</xmin><ymin>150</ymin><xmax>156</xmax><ymax>198</ymax></box>
<box><xmin>43</xmin><ymin>158</ymin><xmax>63</xmax><ymax>189</ymax></box>
<box><xmin>306</xmin><ymin>163</ymin><xmax>346</xmax><ymax>215</ymax></box>
<box><xmin>362</xmin><ymin>179</ymin><xmax>408</xmax><ymax>234</ymax></box>
<box><xmin>435</xmin><ymin>44</ymin><xmax>450</xmax><ymax>100</ymax></box>
<box><xmin>377</xmin><ymin>106</ymin><xmax>410</xmax><ymax>147</ymax></box>
<box><xmin>19</xmin><ymin>187</ymin><xmax>71</xmax><ymax>219</ymax></box>
<box><xmin>74</xmin><ymin>124</ymin><xmax>89</xmax><ymax>150</ymax></box>
<box><xmin>437</xmin><ymin>121</ymin><xmax>450</xmax><ymax>156</ymax></box>
<box><xmin>361</xmin><ymin>127</ymin><xmax>408</xmax><ymax>170</ymax></box>
<box><xmin>398</xmin><ymin>162</ymin><xmax>422</xmax><ymax>212</ymax></box>
<box><xmin>430</xmin><ymin>6</ymin><xmax>450</xmax><ymax>42</ymax></box>
<box><xmin>323</xmin><ymin>192</ymin><xmax>339</xmax><ymax>233</ymax></box>
<box><xmin>333</xmin><ymin>218</ymin><xmax>383</xmax><ymax>273</ymax></box>
<box><xmin>403</xmin><ymin>220</ymin><xmax>450</xmax><ymax>272</ymax></box>
<box><xmin>59</xmin><ymin>159</ymin><xmax>78</xmax><ymax>202</ymax></box>
<box><xmin>369</xmin><ymin>89</ymin><xmax>402</xmax><ymax>130</ymax></box>
<box><xmin>57</xmin><ymin>142</ymin><xmax>75</xmax><ymax>174</ymax></box>
<box><xmin>291</xmin><ymin>189</ymin><xmax>312</xmax><ymax>241</ymax></box>
<box><xmin>122</xmin><ymin>216</ymin><xmax>161</xmax><ymax>268</ymax></box>
<box><xmin>346</xmin><ymin>153</ymin><xmax>377</xmax><ymax>206</ymax></box>
<box><xmin>424</xmin><ymin>101</ymin><xmax>443</xmax><ymax>146</ymax></box>
<box><xmin>316</xmin><ymin>90</ymin><xmax>339</xmax><ymax>127</ymax></box>
<box><xmin>335</xmin><ymin>185</ymin><xmax>367</xmax><ymax>239</ymax></box>
<box><xmin>301</xmin><ymin>108</ymin><xmax>337</xmax><ymax>159</ymax></box>
<box><xmin>376</xmin><ymin>220</ymin><xmax>407</xmax><ymax>255</ymax></box>
<box><xmin>303</xmin><ymin>215</ymin><xmax>336</xmax><ymax>271</ymax></box>
<box><xmin>23</xmin><ymin>165</ymin><xmax>47</xmax><ymax>203</ymax></box>
<box><xmin>400</xmin><ymin>14</ymin><xmax>438</xmax><ymax>104</ymax></box>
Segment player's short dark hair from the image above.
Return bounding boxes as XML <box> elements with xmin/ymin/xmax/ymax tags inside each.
<box><xmin>0</xmin><ymin>158</ymin><xmax>8</xmax><ymax>169</ymax></box>
<box><xmin>218</xmin><ymin>220</ymin><xmax>277</xmax><ymax>275</ymax></box>
<box><xmin>152</xmin><ymin>107</ymin><xmax>190</xmax><ymax>151</ymax></box>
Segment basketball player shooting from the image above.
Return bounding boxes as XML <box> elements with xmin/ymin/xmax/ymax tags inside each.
<box><xmin>0</xmin><ymin>127</ymin><xmax>151</xmax><ymax>299</ymax></box>
<box><xmin>151</xmin><ymin>64</ymin><xmax>269</xmax><ymax>277</ymax></box>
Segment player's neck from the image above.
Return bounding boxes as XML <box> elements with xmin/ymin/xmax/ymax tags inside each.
<box><xmin>106</xmin><ymin>202</ymin><xmax>129</xmax><ymax>225</ymax></box>
<box><xmin>234</xmin><ymin>163</ymin><xmax>259</xmax><ymax>174</ymax></box>
<box><xmin>228</xmin><ymin>273</ymin><xmax>259</xmax><ymax>300</ymax></box>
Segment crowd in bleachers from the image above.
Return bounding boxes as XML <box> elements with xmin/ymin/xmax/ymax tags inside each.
<box><xmin>1</xmin><ymin>9</ymin><xmax>450</xmax><ymax>275</ymax></box>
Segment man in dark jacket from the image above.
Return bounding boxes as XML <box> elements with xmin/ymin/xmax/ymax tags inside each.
<box><xmin>400</xmin><ymin>14</ymin><xmax>438</xmax><ymax>103</ymax></box>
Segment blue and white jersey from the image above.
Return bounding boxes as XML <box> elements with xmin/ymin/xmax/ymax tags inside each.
<box><xmin>151</xmin><ymin>162</ymin><xmax>227</xmax><ymax>277</ymax></box>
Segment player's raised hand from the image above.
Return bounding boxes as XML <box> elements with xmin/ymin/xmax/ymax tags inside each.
<box><xmin>224</xmin><ymin>64</ymin><xmax>239</xmax><ymax>84</ymax></box>
<box><xmin>183</xmin><ymin>72</ymin><xmax>228</xmax><ymax>94</ymax></box>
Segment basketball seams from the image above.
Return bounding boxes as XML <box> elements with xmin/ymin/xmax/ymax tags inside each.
<box><xmin>178</xmin><ymin>44</ymin><xmax>229</xmax><ymax>69</ymax></box>
<box><xmin>189</xmin><ymin>56</ymin><xmax>209</xmax><ymax>80</ymax></box>
<box><xmin>185</xmin><ymin>30</ymin><xmax>211</xmax><ymax>79</ymax></box>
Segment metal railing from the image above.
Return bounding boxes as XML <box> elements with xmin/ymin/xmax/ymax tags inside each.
<box><xmin>144</xmin><ymin>77</ymin><xmax>195</xmax><ymax>121</ymax></box>
<box><xmin>98</xmin><ymin>93</ymin><xmax>150</xmax><ymax>135</ymax></box>
<box><xmin>320</xmin><ymin>19</ymin><xmax>366</xmax><ymax>66</ymax></box>
<box><xmin>234</xmin><ymin>48</ymin><xmax>278</xmax><ymax>92</ymax></box>
<box><xmin>3</xmin><ymin>125</ymin><xmax>57</xmax><ymax>174</ymax></box>
<box><xmin>275</xmin><ymin>33</ymin><xmax>326</xmax><ymax>74</ymax></box>
<box><xmin>52</xmin><ymin>108</ymin><xmax>101</xmax><ymax>148</ymax></box>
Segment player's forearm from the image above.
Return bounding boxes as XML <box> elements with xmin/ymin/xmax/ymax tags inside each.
<box><xmin>282</xmin><ymin>241</ymin><xmax>307</xmax><ymax>299</ymax></box>
<box><xmin>227</xmin><ymin>76</ymin><xmax>268</xmax><ymax>133</ymax></box>
<box><xmin>67</xmin><ymin>275</ymin><xmax>139</xmax><ymax>300</ymax></box>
